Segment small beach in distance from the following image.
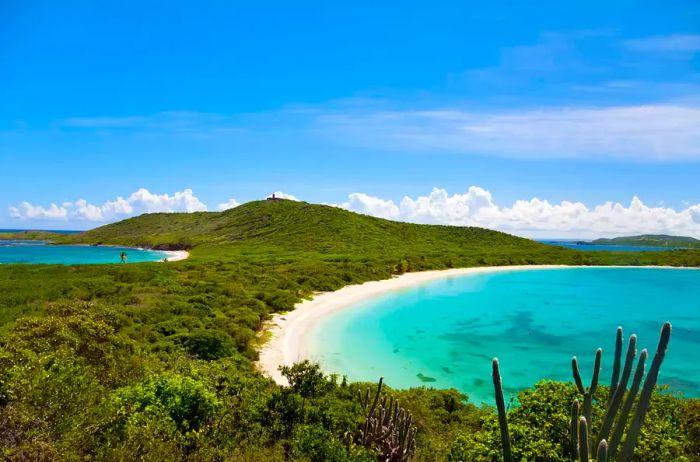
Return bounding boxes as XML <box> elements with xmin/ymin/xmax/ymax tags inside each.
<box><xmin>0</xmin><ymin>240</ymin><xmax>189</xmax><ymax>264</ymax></box>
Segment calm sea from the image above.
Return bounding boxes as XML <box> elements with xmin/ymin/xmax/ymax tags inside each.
<box><xmin>0</xmin><ymin>229</ymin><xmax>81</xmax><ymax>234</ymax></box>
<box><xmin>307</xmin><ymin>267</ymin><xmax>700</xmax><ymax>404</ymax></box>
<box><xmin>0</xmin><ymin>232</ymin><xmax>170</xmax><ymax>265</ymax></box>
<box><xmin>538</xmin><ymin>239</ymin><xmax>680</xmax><ymax>252</ymax></box>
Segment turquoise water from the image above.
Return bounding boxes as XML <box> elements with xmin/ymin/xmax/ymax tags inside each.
<box><xmin>0</xmin><ymin>241</ymin><xmax>171</xmax><ymax>264</ymax></box>
<box><xmin>538</xmin><ymin>240</ymin><xmax>680</xmax><ymax>251</ymax></box>
<box><xmin>0</xmin><ymin>228</ymin><xmax>80</xmax><ymax>234</ymax></box>
<box><xmin>308</xmin><ymin>268</ymin><xmax>700</xmax><ymax>404</ymax></box>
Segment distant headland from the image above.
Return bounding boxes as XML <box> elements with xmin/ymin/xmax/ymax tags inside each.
<box><xmin>580</xmin><ymin>234</ymin><xmax>700</xmax><ymax>249</ymax></box>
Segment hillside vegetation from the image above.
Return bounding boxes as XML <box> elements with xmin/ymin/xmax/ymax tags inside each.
<box><xmin>0</xmin><ymin>230</ymin><xmax>63</xmax><ymax>241</ymax></box>
<box><xmin>590</xmin><ymin>233</ymin><xmax>700</xmax><ymax>249</ymax></box>
<box><xmin>56</xmin><ymin>199</ymin><xmax>558</xmax><ymax>255</ymax></box>
<box><xmin>1</xmin><ymin>200</ymin><xmax>700</xmax><ymax>460</ymax></box>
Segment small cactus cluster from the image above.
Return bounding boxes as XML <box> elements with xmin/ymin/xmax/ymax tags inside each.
<box><xmin>356</xmin><ymin>377</ymin><xmax>417</xmax><ymax>462</ymax></box>
<box><xmin>492</xmin><ymin>322</ymin><xmax>672</xmax><ymax>462</ymax></box>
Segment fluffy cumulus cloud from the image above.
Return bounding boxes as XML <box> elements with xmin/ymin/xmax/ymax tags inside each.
<box><xmin>338</xmin><ymin>187</ymin><xmax>700</xmax><ymax>238</ymax></box>
<box><xmin>9</xmin><ymin>202</ymin><xmax>68</xmax><ymax>220</ymax></box>
<box><xmin>10</xmin><ymin>186</ymin><xmax>700</xmax><ymax>238</ymax></box>
<box><xmin>342</xmin><ymin>193</ymin><xmax>399</xmax><ymax>219</ymax></box>
<box><xmin>10</xmin><ymin>188</ymin><xmax>207</xmax><ymax>222</ymax></box>
<box><xmin>217</xmin><ymin>198</ymin><xmax>241</xmax><ymax>211</ymax></box>
<box><xmin>269</xmin><ymin>191</ymin><xmax>300</xmax><ymax>201</ymax></box>
<box><xmin>690</xmin><ymin>205</ymin><xmax>700</xmax><ymax>224</ymax></box>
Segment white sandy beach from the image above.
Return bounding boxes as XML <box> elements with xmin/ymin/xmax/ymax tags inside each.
<box><xmin>160</xmin><ymin>250</ymin><xmax>189</xmax><ymax>262</ymax></box>
<box><xmin>256</xmin><ymin>264</ymin><xmax>700</xmax><ymax>384</ymax></box>
<box><xmin>256</xmin><ymin>264</ymin><xmax>570</xmax><ymax>385</ymax></box>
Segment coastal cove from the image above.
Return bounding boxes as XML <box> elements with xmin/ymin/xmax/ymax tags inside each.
<box><xmin>0</xmin><ymin>240</ymin><xmax>188</xmax><ymax>264</ymax></box>
<box><xmin>258</xmin><ymin>265</ymin><xmax>700</xmax><ymax>404</ymax></box>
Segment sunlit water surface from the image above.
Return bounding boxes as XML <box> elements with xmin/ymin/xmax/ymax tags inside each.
<box><xmin>0</xmin><ymin>240</ymin><xmax>170</xmax><ymax>264</ymax></box>
<box><xmin>307</xmin><ymin>267</ymin><xmax>700</xmax><ymax>404</ymax></box>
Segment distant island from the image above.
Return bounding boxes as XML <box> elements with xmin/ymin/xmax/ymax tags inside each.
<box><xmin>0</xmin><ymin>230</ymin><xmax>62</xmax><ymax>241</ymax></box>
<box><xmin>581</xmin><ymin>234</ymin><xmax>700</xmax><ymax>249</ymax></box>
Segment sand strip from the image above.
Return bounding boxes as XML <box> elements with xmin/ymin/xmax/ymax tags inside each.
<box><xmin>160</xmin><ymin>250</ymin><xmax>189</xmax><ymax>262</ymax></box>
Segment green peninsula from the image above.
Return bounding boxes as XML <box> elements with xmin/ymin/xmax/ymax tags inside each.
<box><xmin>589</xmin><ymin>233</ymin><xmax>700</xmax><ymax>249</ymax></box>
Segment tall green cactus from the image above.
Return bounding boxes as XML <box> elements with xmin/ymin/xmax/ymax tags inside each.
<box><xmin>597</xmin><ymin>440</ymin><xmax>608</xmax><ymax>462</ymax></box>
<box><xmin>574</xmin><ymin>322</ymin><xmax>671</xmax><ymax>462</ymax></box>
<box><xmin>618</xmin><ymin>322</ymin><xmax>671</xmax><ymax>462</ymax></box>
<box><xmin>571</xmin><ymin>400</ymin><xmax>580</xmax><ymax>461</ymax></box>
<box><xmin>572</xmin><ymin>347</ymin><xmax>601</xmax><ymax>455</ymax></box>
<box><xmin>607</xmin><ymin>350</ymin><xmax>647</xmax><ymax>455</ymax></box>
<box><xmin>578</xmin><ymin>417</ymin><xmax>590</xmax><ymax>462</ymax></box>
<box><xmin>597</xmin><ymin>334</ymin><xmax>637</xmax><ymax>447</ymax></box>
<box><xmin>492</xmin><ymin>358</ymin><xmax>513</xmax><ymax>462</ymax></box>
<box><xmin>607</xmin><ymin>327</ymin><xmax>623</xmax><ymax>407</ymax></box>
<box><xmin>356</xmin><ymin>377</ymin><xmax>417</xmax><ymax>462</ymax></box>
<box><xmin>492</xmin><ymin>322</ymin><xmax>671</xmax><ymax>462</ymax></box>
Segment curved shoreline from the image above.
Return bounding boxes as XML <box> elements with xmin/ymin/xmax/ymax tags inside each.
<box><xmin>0</xmin><ymin>241</ymin><xmax>190</xmax><ymax>264</ymax></box>
<box><xmin>76</xmin><ymin>244</ymin><xmax>191</xmax><ymax>262</ymax></box>
<box><xmin>90</xmin><ymin>245</ymin><xmax>190</xmax><ymax>262</ymax></box>
<box><xmin>158</xmin><ymin>250</ymin><xmax>190</xmax><ymax>262</ymax></box>
<box><xmin>257</xmin><ymin>264</ymin><xmax>570</xmax><ymax>384</ymax></box>
<box><xmin>256</xmin><ymin>264</ymin><xmax>700</xmax><ymax>384</ymax></box>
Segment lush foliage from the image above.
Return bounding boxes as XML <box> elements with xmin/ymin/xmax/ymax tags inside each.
<box><xmin>0</xmin><ymin>230</ymin><xmax>62</xmax><ymax>241</ymax></box>
<box><xmin>1</xmin><ymin>200</ymin><xmax>700</xmax><ymax>459</ymax></box>
<box><xmin>448</xmin><ymin>381</ymin><xmax>700</xmax><ymax>462</ymax></box>
<box><xmin>590</xmin><ymin>234</ymin><xmax>700</xmax><ymax>249</ymax></box>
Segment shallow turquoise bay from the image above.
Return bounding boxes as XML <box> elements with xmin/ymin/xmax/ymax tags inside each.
<box><xmin>307</xmin><ymin>267</ymin><xmax>700</xmax><ymax>404</ymax></box>
<box><xmin>0</xmin><ymin>241</ymin><xmax>170</xmax><ymax>264</ymax></box>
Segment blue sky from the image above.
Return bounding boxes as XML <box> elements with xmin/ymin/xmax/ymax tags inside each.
<box><xmin>1</xmin><ymin>1</ymin><xmax>700</xmax><ymax>237</ymax></box>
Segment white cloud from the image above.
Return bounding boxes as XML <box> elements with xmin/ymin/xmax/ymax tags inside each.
<box><xmin>269</xmin><ymin>191</ymin><xmax>300</xmax><ymax>201</ymax></box>
<box><xmin>10</xmin><ymin>187</ymin><xmax>700</xmax><ymax>238</ymax></box>
<box><xmin>314</xmin><ymin>104</ymin><xmax>700</xmax><ymax>161</ymax></box>
<box><xmin>341</xmin><ymin>193</ymin><xmax>400</xmax><ymax>219</ymax></box>
<box><xmin>10</xmin><ymin>188</ymin><xmax>207</xmax><ymax>222</ymax></box>
<box><xmin>690</xmin><ymin>205</ymin><xmax>700</xmax><ymax>224</ymax></box>
<box><xmin>624</xmin><ymin>34</ymin><xmax>700</xmax><ymax>53</ymax></box>
<box><xmin>54</xmin><ymin>97</ymin><xmax>700</xmax><ymax>163</ymax></box>
<box><xmin>10</xmin><ymin>202</ymin><xmax>68</xmax><ymax>220</ymax></box>
<box><xmin>125</xmin><ymin>188</ymin><xmax>207</xmax><ymax>214</ymax></box>
<box><xmin>217</xmin><ymin>198</ymin><xmax>241</xmax><ymax>211</ymax></box>
<box><xmin>337</xmin><ymin>187</ymin><xmax>700</xmax><ymax>239</ymax></box>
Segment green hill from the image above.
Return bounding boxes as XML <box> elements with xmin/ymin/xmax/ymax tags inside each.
<box><xmin>590</xmin><ymin>234</ymin><xmax>700</xmax><ymax>249</ymax></box>
<box><xmin>56</xmin><ymin>199</ymin><xmax>565</xmax><ymax>260</ymax></box>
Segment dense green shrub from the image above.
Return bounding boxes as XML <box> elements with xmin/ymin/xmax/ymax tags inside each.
<box><xmin>180</xmin><ymin>329</ymin><xmax>236</xmax><ymax>360</ymax></box>
<box><xmin>290</xmin><ymin>424</ymin><xmax>376</xmax><ymax>461</ymax></box>
<box><xmin>114</xmin><ymin>372</ymin><xmax>220</xmax><ymax>433</ymax></box>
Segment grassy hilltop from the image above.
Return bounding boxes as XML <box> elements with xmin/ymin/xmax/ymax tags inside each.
<box><xmin>56</xmin><ymin>199</ymin><xmax>559</xmax><ymax>256</ymax></box>
<box><xmin>55</xmin><ymin>199</ymin><xmax>700</xmax><ymax>265</ymax></box>
<box><xmin>1</xmin><ymin>200</ymin><xmax>700</xmax><ymax>460</ymax></box>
